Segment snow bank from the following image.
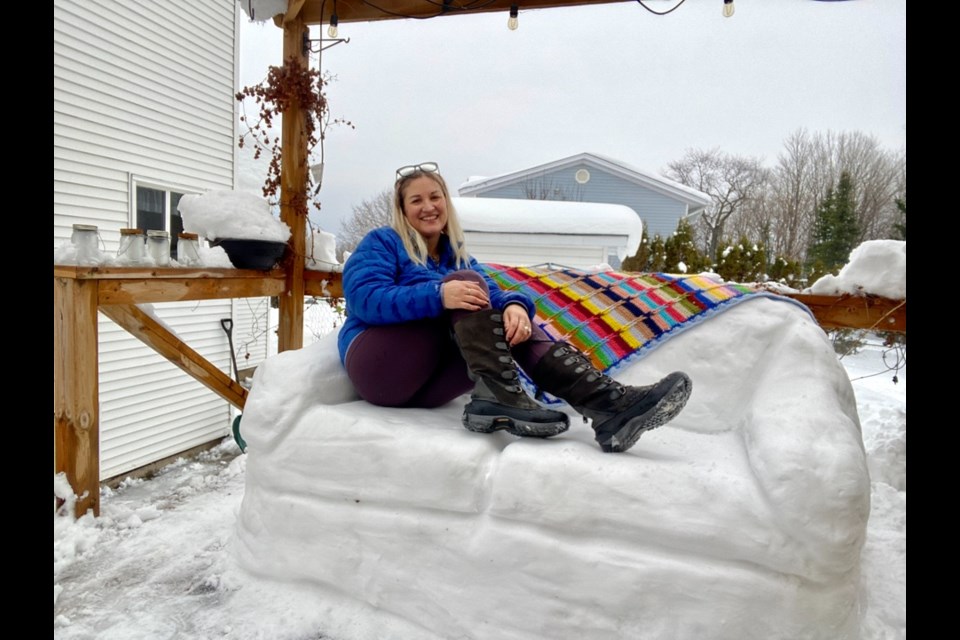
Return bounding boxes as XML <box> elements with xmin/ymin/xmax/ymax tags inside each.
<box><xmin>234</xmin><ymin>297</ymin><xmax>869</xmax><ymax>640</ymax></box>
<box><xmin>808</xmin><ymin>240</ymin><xmax>906</xmax><ymax>299</ymax></box>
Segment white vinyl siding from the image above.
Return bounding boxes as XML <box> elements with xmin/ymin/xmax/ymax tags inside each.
<box><xmin>55</xmin><ymin>0</ymin><xmax>247</xmax><ymax>480</ymax></box>
<box><xmin>54</xmin><ymin>0</ymin><xmax>236</xmax><ymax>243</ymax></box>
<box><xmin>231</xmin><ymin>297</ymin><xmax>274</xmax><ymax>374</ymax></box>
<box><xmin>97</xmin><ymin>300</ymin><xmax>234</xmax><ymax>479</ymax></box>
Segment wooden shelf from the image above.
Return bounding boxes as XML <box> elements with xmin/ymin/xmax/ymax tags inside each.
<box><xmin>53</xmin><ymin>266</ymin><xmax>343</xmax><ymax>303</ymax></box>
<box><xmin>53</xmin><ymin>264</ymin><xmax>344</xmax><ymax>517</ymax></box>
<box><xmin>779</xmin><ymin>292</ymin><xmax>906</xmax><ymax>334</ymax></box>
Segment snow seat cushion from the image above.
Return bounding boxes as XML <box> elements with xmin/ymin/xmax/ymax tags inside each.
<box><xmin>233</xmin><ymin>298</ymin><xmax>869</xmax><ymax>640</ymax></box>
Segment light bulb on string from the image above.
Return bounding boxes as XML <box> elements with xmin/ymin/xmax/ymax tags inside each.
<box><xmin>508</xmin><ymin>5</ymin><xmax>519</xmax><ymax>31</ymax></box>
<box><xmin>723</xmin><ymin>0</ymin><xmax>734</xmax><ymax>18</ymax></box>
<box><xmin>328</xmin><ymin>14</ymin><xmax>339</xmax><ymax>38</ymax></box>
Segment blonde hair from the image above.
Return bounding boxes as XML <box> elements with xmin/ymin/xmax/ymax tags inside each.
<box><xmin>391</xmin><ymin>170</ymin><xmax>470</xmax><ymax>268</ymax></box>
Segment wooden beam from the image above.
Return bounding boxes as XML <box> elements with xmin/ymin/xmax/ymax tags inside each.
<box><xmin>54</xmin><ymin>265</ymin><xmax>279</xmax><ymax>280</ymax></box>
<box><xmin>99</xmin><ymin>305</ymin><xmax>249</xmax><ymax>410</ymax></box>
<box><xmin>784</xmin><ymin>293</ymin><xmax>906</xmax><ymax>334</ymax></box>
<box><xmin>277</xmin><ymin>14</ymin><xmax>308</xmax><ymax>352</ymax></box>
<box><xmin>283</xmin><ymin>0</ymin><xmax>307</xmax><ymax>23</ymax></box>
<box><xmin>98</xmin><ymin>275</ymin><xmax>285</xmax><ymax>304</ymax></box>
<box><xmin>297</xmin><ymin>0</ymin><xmax>632</xmax><ymax>25</ymax></box>
<box><xmin>54</xmin><ymin>277</ymin><xmax>100</xmax><ymax>517</ymax></box>
<box><xmin>303</xmin><ymin>270</ymin><xmax>343</xmax><ymax>298</ymax></box>
<box><xmin>52</xmin><ymin>266</ymin><xmax>287</xmax><ymax>304</ymax></box>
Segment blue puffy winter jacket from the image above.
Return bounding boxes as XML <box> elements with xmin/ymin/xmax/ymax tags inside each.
<box><xmin>337</xmin><ymin>226</ymin><xmax>534</xmax><ymax>365</ymax></box>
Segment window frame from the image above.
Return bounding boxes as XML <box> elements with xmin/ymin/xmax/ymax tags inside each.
<box><xmin>129</xmin><ymin>175</ymin><xmax>200</xmax><ymax>260</ymax></box>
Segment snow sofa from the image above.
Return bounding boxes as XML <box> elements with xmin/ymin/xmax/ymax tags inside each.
<box><xmin>233</xmin><ymin>297</ymin><xmax>870</xmax><ymax>640</ymax></box>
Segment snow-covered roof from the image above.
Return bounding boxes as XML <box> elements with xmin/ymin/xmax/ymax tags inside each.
<box><xmin>452</xmin><ymin>196</ymin><xmax>643</xmax><ymax>257</ymax></box>
<box><xmin>458</xmin><ymin>152</ymin><xmax>712</xmax><ymax>210</ymax></box>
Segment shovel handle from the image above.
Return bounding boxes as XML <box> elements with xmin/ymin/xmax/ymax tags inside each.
<box><xmin>220</xmin><ymin>318</ymin><xmax>239</xmax><ymax>382</ymax></box>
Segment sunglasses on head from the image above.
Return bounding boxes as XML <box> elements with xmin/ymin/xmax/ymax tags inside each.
<box><xmin>396</xmin><ymin>162</ymin><xmax>440</xmax><ymax>181</ymax></box>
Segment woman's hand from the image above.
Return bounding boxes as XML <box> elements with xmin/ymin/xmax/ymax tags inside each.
<box><xmin>503</xmin><ymin>303</ymin><xmax>533</xmax><ymax>346</ymax></box>
<box><xmin>442</xmin><ymin>280</ymin><xmax>490</xmax><ymax>311</ymax></box>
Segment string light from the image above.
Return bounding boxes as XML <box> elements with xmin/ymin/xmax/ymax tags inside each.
<box><xmin>508</xmin><ymin>4</ymin><xmax>519</xmax><ymax>31</ymax></box>
<box><xmin>325</xmin><ymin>1</ymin><xmax>735</xmax><ymax>24</ymax></box>
<box><xmin>327</xmin><ymin>13</ymin><xmax>339</xmax><ymax>38</ymax></box>
<box><xmin>634</xmin><ymin>0</ymin><xmax>687</xmax><ymax>16</ymax></box>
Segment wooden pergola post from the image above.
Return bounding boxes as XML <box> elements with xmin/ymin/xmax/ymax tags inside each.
<box><xmin>276</xmin><ymin>6</ymin><xmax>308</xmax><ymax>353</ymax></box>
<box><xmin>54</xmin><ymin>276</ymin><xmax>100</xmax><ymax>516</ymax></box>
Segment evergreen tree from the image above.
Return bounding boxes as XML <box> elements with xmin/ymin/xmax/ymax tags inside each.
<box><xmin>663</xmin><ymin>219</ymin><xmax>708</xmax><ymax>274</ymax></box>
<box><xmin>648</xmin><ymin>235</ymin><xmax>667</xmax><ymax>272</ymax></box>
<box><xmin>807</xmin><ymin>171</ymin><xmax>860</xmax><ymax>273</ymax></box>
<box><xmin>715</xmin><ymin>237</ymin><xmax>768</xmax><ymax>283</ymax></box>
<box><xmin>621</xmin><ymin>227</ymin><xmax>650</xmax><ymax>272</ymax></box>
<box><xmin>767</xmin><ymin>255</ymin><xmax>804</xmax><ymax>288</ymax></box>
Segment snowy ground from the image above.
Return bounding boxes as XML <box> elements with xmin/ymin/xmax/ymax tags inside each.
<box><xmin>53</xmin><ymin>329</ymin><xmax>905</xmax><ymax>640</ymax></box>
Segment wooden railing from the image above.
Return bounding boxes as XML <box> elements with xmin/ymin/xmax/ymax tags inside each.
<box><xmin>53</xmin><ymin>265</ymin><xmax>342</xmax><ymax>517</ymax></box>
<box><xmin>780</xmin><ymin>292</ymin><xmax>906</xmax><ymax>334</ymax></box>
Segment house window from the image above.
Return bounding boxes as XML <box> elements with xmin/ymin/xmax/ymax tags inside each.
<box><xmin>575</xmin><ymin>169</ymin><xmax>591</xmax><ymax>184</ymax></box>
<box><xmin>135</xmin><ymin>185</ymin><xmax>187</xmax><ymax>259</ymax></box>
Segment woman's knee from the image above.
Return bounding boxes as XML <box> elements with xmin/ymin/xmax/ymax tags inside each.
<box><xmin>443</xmin><ymin>269</ymin><xmax>490</xmax><ymax>295</ymax></box>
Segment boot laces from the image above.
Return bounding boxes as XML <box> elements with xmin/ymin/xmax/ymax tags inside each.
<box><xmin>493</xmin><ymin>320</ymin><xmax>523</xmax><ymax>394</ymax></box>
<box><xmin>555</xmin><ymin>345</ymin><xmax>624</xmax><ymax>397</ymax></box>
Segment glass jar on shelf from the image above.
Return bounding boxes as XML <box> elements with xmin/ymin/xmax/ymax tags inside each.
<box><xmin>117</xmin><ymin>228</ymin><xmax>146</xmax><ymax>265</ymax></box>
<box><xmin>178</xmin><ymin>232</ymin><xmax>201</xmax><ymax>267</ymax></box>
<box><xmin>71</xmin><ymin>224</ymin><xmax>101</xmax><ymax>265</ymax></box>
<box><xmin>147</xmin><ymin>230</ymin><xmax>171</xmax><ymax>266</ymax></box>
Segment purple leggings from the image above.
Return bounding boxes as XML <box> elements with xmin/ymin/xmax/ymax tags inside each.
<box><xmin>344</xmin><ymin>270</ymin><xmax>554</xmax><ymax>408</ymax></box>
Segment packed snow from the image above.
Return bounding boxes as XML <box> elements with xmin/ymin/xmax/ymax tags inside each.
<box><xmin>306</xmin><ymin>227</ymin><xmax>343</xmax><ymax>272</ymax></box>
<box><xmin>53</xmin><ymin>241</ymin><xmax>906</xmax><ymax>639</ymax></box>
<box><xmin>453</xmin><ymin>196</ymin><xmax>643</xmax><ymax>260</ymax></box>
<box><xmin>178</xmin><ymin>190</ymin><xmax>291</xmax><ymax>243</ymax></box>
<box><xmin>808</xmin><ymin>240</ymin><xmax>906</xmax><ymax>299</ymax></box>
<box><xmin>235</xmin><ymin>298</ymin><xmax>867</xmax><ymax>639</ymax></box>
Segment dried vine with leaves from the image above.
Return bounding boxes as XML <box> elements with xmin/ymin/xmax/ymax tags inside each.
<box><xmin>236</xmin><ymin>56</ymin><xmax>353</xmax><ymax>220</ymax></box>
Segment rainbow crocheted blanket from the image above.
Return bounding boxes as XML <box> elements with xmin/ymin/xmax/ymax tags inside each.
<box><xmin>479</xmin><ymin>263</ymin><xmax>806</xmax><ymax>378</ymax></box>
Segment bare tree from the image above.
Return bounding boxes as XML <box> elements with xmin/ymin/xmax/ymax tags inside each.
<box><xmin>836</xmin><ymin>132</ymin><xmax>905</xmax><ymax>241</ymax></box>
<box><xmin>664</xmin><ymin>148</ymin><xmax>769</xmax><ymax>258</ymax></box>
<box><xmin>761</xmin><ymin>129</ymin><xmax>906</xmax><ymax>261</ymax></box>
<box><xmin>762</xmin><ymin>129</ymin><xmax>823</xmax><ymax>259</ymax></box>
<box><xmin>728</xmin><ymin>186</ymin><xmax>777</xmax><ymax>258</ymax></box>
<box><xmin>520</xmin><ymin>173</ymin><xmax>584</xmax><ymax>201</ymax></box>
<box><xmin>338</xmin><ymin>188</ymin><xmax>393</xmax><ymax>257</ymax></box>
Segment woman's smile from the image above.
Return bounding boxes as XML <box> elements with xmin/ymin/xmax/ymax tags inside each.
<box><xmin>402</xmin><ymin>175</ymin><xmax>448</xmax><ymax>244</ymax></box>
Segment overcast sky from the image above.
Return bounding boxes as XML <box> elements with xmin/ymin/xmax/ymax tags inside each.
<box><xmin>237</xmin><ymin>0</ymin><xmax>906</xmax><ymax>235</ymax></box>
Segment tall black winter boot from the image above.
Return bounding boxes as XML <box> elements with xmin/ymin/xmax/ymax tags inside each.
<box><xmin>453</xmin><ymin>310</ymin><xmax>569</xmax><ymax>438</ymax></box>
<box><xmin>530</xmin><ymin>342</ymin><xmax>692</xmax><ymax>453</ymax></box>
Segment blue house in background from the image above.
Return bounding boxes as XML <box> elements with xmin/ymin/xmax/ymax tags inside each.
<box><xmin>458</xmin><ymin>152</ymin><xmax>711</xmax><ymax>240</ymax></box>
